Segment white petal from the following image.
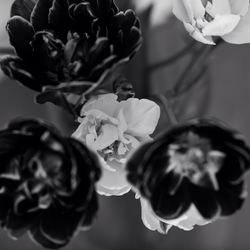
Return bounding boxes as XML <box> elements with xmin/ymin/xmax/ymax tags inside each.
<box><xmin>184</xmin><ymin>22</ymin><xmax>215</xmax><ymax>45</ymax></box>
<box><xmin>140</xmin><ymin>198</ymin><xmax>172</xmax><ymax>234</ymax></box>
<box><xmin>119</xmin><ymin>98</ymin><xmax>160</xmax><ymax>137</ymax></box>
<box><xmin>92</xmin><ymin>124</ymin><xmax>119</xmax><ymax>151</ymax></box>
<box><xmin>80</xmin><ymin>93</ymin><xmax>119</xmax><ymax>117</ymax></box>
<box><xmin>97</xmin><ymin>160</ymin><xmax>131</xmax><ymax>196</ymax></box>
<box><xmin>211</xmin><ymin>0</ymin><xmax>249</xmax><ymax>16</ymax></box>
<box><xmin>222</xmin><ymin>8</ymin><xmax>250</xmax><ymax>44</ymax></box>
<box><xmin>202</xmin><ymin>14</ymin><xmax>240</xmax><ymax>36</ymax></box>
<box><xmin>173</xmin><ymin>0</ymin><xmax>205</xmax><ymax>23</ymax></box>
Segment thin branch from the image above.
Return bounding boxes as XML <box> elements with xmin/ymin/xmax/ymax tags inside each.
<box><xmin>147</xmin><ymin>40</ymin><xmax>196</xmax><ymax>72</ymax></box>
<box><xmin>156</xmin><ymin>94</ymin><xmax>178</xmax><ymax>125</ymax></box>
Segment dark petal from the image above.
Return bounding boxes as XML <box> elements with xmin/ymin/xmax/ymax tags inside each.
<box><xmin>11</xmin><ymin>0</ymin><xmax>37</xmax><ymax>21</ymax></box>
<box><xmin>151</xmin><ymin>178</ymin><xmax>191</xmax><ymax>220</ymax></box>
<box><xmin>5</xmin><ymin>211</ymin><xmax>40</xmax><ymax>239</ymax></box>
<box><xmin>6</xmin><ymin>16</ymin><xmax>34</xmax><ymax>60</ymax></box>
<box><xmin>35</xmin><ymin>89</ymin><xmax>80</xmax><ymax>114</ymax></box>
<box><xmin>216</xmin><ymin>181</ymin><xmax>246</xmax><ymax>216</ymax></box>
<box><xmin>29</xmin><ymin>220</ymin><xmax>67</xmax><ymax>249</ymax></box>
<box><xmin>190</xmin><ymin>184</ymin><xmax>221</xmax><ymax>220</ymax></box>
<box><xmin>48</xmin><ymin>0</ymin><xmax>71</xmax><ymax>41</ymax></box>
<box><xmin>0</xmin><ymin>195</ymin><xmax>12</xmax><ymax>222</ymax></box>
<box><xmin>38</xmin><ymin>207</ymin><xmax>84</xmax><ymax>246</ymax></box>
<box><xmin>0</xmin><ymin>55</ymin><xmax>41</xmax><ymax>91</ymax></box>
<box><xmin>80</xmin><ymin>193</ymin><xmax>98</xmax><ymax>229</ymax></box>
<box><xmin>30</xmin><ymin>0</ymin><xmax>53</xmax><ymax>31</ymax></box>
<box><xmin>69</xmin><ymin>2</ymin><xmax>95</xmax><ymax>35</ymax></box>
<box><xmin>88</xmin><ymin>38</ymin><xmax>112</xmax><ymax>68</ymax></box>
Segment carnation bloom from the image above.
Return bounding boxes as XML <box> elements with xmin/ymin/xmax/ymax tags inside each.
<box><xmin>172</xmin><ymin>0</ymin><xmax>250</xmax><ymax>44</ymax></box>
<box><xmin>126</xmin><ymin>119</ymin><xmax>250</xmax><ymax>233</ymax></box>
<box><xmin>72</xmin><ymin>93</ymin><xmax>160</xmax><ymax>196</ymax></box>
<box><xmin>0</xmin><ymin>119</ymin><xmax>101</xmax><ymax>249</ymax></box>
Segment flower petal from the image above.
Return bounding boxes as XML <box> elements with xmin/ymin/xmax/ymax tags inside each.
<box><xmin>81</xmin><ymin>93</ymin><xmax>119</xmax><ymax>117</ymax></box>
<box><xmin>6</xmin><ymin>16</ymin><xmax>34</xmax><ymax>59</ymax></box>
<box><xmin>222</xmin><ymin>8</ymin><xmax>250</xmax><ymax>44</ymax></box>
<box><xmin>172</xmin><ymin>0</ymin><xmax>205</xmax><ymax>23</ymax></box>
<box><xmin>30</xmin><ymin>0</ymin><xmax>53</xmax><ymax>31</ymax></box>
<box><xmin>202</xmin><ymin>14</ymin><xmax>240</xmax><ymax>37</ymax></box>
<box><xmin>119</xmin><ymin>98</ymin><xmax>160</xmax><ymax>137</ymax></box>
<box><xmin>211</xmin><ymin>0</ymin><xmax>249</xmax><ymax>16</ymax></box>
<box><xmin>11</xmin><ymin>0</ymin><xmax>37</xmax><ymax>21</ymax></box>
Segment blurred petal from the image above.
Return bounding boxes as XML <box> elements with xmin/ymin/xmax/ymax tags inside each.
<box><xmin>81</xmin><ymin>94</ymin><xmax>119</xmax><ymax>117</ymax></box>
<box><xmin>11</xmin><ymin>0</ymin><xmax>37</xmax><ymax>21</ymax></box>
<box><xmin>202</xmin><ymin>14</ymin><xmax>240</xmax><ymax>36</ymax></box>
<box><xmin>222</xmin><ymin>8</ymin><xmax>250</xmax><ymax>43</ymax></box>
<box><xmin>173</xmin><ymin>0</ymin><xmax>205</xmax><ymax>23</ymax></box>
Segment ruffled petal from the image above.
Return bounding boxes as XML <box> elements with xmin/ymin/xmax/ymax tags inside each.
<box><xmin>119</xmin><ymin>98</ymin><xmax>160</xmax><ymax>137</ymax></box>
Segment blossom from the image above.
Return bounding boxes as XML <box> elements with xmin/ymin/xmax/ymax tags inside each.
<box><xmin>126</xmin><ymin>119</ymin><xmax>250</xmax><ymax>232</ymax></box>
<box><xmin>72</xmin><ymin>93</ymin><xmax>160</xmax><ymax>196</ymax></box>
<box><xmin>0</xmin><ymin>0</ymin><xmax>142</xmax><ymax>109</ymax></box>
<box><xmin>0</xmin><ymin>119</ymin><xmax>101</xmax><ymax>249</ymax></box>
<box><xmin>131</xmin><ymin>0</ymin><xmax>173</xmax><ymax>26</ymax></box>
<box><xmin>172</xmin><ymin>0</ymin><xmax>250</xmax><ymax>45</ymax></box>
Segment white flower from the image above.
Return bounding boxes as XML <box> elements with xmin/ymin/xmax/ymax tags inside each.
<box><xmin>132</xmin><ymin>0</ymin><xmax>173</xmax><ymax>26</ymax></box>
<box><xmin>140</xmin><ymin>197</ymin><xmax>210</xmax><ymax>233</ymax></box>
<box><xmin>72</xmin><ymin>93</ymin><xmax>160</xmax><ymax>196</ymax></box>
<box><xmin>172</xmin><ymin>0</ymin><xmax>250</xmax><ymax>44</ymax></box>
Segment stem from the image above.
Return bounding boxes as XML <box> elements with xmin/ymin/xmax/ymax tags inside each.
<box><xmin>147</xmin><ymin>40</ymin><xmax>196</xmax><ymax>72</ymax></box>
<box><xmin>156</xmin><ymin>94</ymin><xmax>178</xmax><ymax>125</ymax></box>
<box><xmin>169</xmin><ymin>45</ymin><xmax>213</xmax><ymax>98</ymax></box>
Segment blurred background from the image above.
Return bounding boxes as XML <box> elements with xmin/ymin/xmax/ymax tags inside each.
<box><xmin>0</xmin><ymin>0</ymin><xmax>250</xmax><ymax>249</ymax></box>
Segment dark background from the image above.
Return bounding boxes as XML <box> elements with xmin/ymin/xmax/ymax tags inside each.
<box><xmin>0</xmin><ymin>0</ymin><xmax>250</xmax><ymax>249</ymax></box>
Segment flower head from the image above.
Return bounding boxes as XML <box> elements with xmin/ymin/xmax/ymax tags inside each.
<box><xmin>72</xmin><ymin>93</ymin><xmax>160</xmax><ymax>196</ymax></box>
<box><xmin>173</xmin><ymin>0</ymin><xmax>250</xmax><ymax>44</ymax></box>
<box><xmin>126</xmin><ymin>119</ymin><xmax>250</xmax><ymax>232</ymax></box>
<box><xmin>0</xmin><ymin>119</ymin><xmax>101</xmax><ymax>249</ymax></box>
<box><xmin>0</xmin><ymin>0</ymin><xmax>142</xmax><ymax>109</ymax></box>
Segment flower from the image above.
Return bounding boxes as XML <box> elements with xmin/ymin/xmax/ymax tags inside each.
<box><xmin>72</xmin><ymin>93</ymin><xmax>160</xmax><ymax>196</ymax></box>
<box><xmin>172</xmin><ymin>0</ymin><xmax>250</xmax><ymax>45</ymax></box>
<box><xmin>131</xmin><ymin>0</ymin><xmax>173</xmax><ymax>26</ymax></box>
<box><xmin>0</xmin><ymin>118</ymin><xmax>101</xmax><ymax>249</ymax></box>
<box><xmin>0</xmin><ymin>0</ymin><xmax>142</xmax><ymax>110</ymax></box>
<box><xmin>126</xmin><ymin>119</ymin><xmax>250</xmax><ymax>232</ymax></box>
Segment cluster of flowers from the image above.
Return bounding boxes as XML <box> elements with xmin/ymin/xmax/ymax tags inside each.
<box><xmin>0</xmin><ymin>0</ymin><xmax>250</xmax><ymax>249</ymax></box>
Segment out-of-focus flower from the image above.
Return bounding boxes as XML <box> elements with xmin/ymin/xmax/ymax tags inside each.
<box><xmin>131</xmin><ymin>0</ymin><xmax>173</xmax><ymax>26</ymax></box>
<box><xmin>0</xmin><ymin>0</ymin><xmax>142</xmax><ymax>111</ymax></box>
<box><xmin>126</xmin><ymin>119</ymin><xmax>250</xmax><ymax>232</ymax></box>
<box><xmin>72</xmin><ymin>93</ymin><xmax>160</xmax><ymax>196</ymax></box>
<box><xmin>0</xmin><ymin>119</ymin><xmax>101</xmax><ymax>249</ymax></box>
<box><xmin>173</xmin><ymin>0</ymin><xmax>250</xmax><ymax>45</ymax></box>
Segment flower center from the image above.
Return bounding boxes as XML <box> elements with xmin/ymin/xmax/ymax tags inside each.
<box><xmin>167</xmin><ymin>140</ymin><xmax>225</xmax><ymax>190</ymax></box>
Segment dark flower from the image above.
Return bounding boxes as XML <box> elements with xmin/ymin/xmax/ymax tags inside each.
<box><xmin>126</xmin><ymin>119</ymin><xmax>250</xmax><ymax>223</ymax></box>
<box><xmin>0</xmin><ymin>118</ymin><xmax>101</xmax><ymax>249</ymax></box>
<box><xmin>0</xmin><ymin>0</ymin><xmax>142</xmax><ymax>112</ymax></box>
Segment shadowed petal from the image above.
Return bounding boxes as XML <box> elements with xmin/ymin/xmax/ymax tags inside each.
<box><xmin>11</xmin><ymin>0</ymin><xmax>37</xmax><ymax>21</ymax></box>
